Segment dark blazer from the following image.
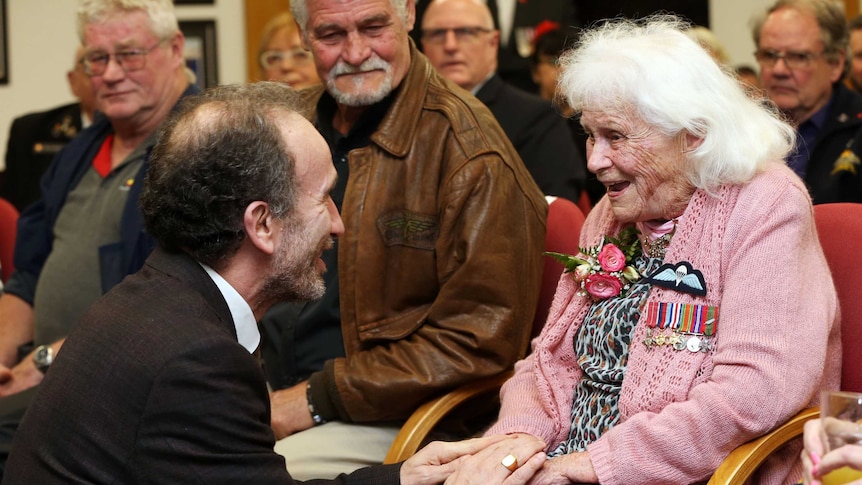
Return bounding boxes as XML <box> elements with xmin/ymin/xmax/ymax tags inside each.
<box><xmin>1</xmin><ymin>103</ymin><xmax>83</xmax><ymax>212</ymax></box>
<box><xmin>476</xmin><ymin>73</ymin><xmax>585</xmax><ymax>202</ymax></box>
<box><xmin>3</xmin><ymin>248</ymin><xmax>401</xmax><ymax>484</ymax></box>
<box><xmin>804</xmin><ymin>83</ymin><xmax>862</xmax><ymax>204</ymax></box>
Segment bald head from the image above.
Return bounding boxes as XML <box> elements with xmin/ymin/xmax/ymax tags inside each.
<box><xmin>421</xmin><ymin>0</ymin><xmax>499</xmax><ymax>91</ymax></box>
<box><xmin>423</xmin><ymin>0</ymin><xmax>494</xmax><ymax>30</ymax></box>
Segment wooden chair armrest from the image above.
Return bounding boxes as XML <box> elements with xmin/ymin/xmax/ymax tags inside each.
<box><xmin>383</xmin><ymin>371</ymin><xmax>513</xmax><ymax>464</ymax></box>
<box><xmin>708</xmin><ymin>407</ymin><xmax>820</xmax><ymax>485</ymax></box>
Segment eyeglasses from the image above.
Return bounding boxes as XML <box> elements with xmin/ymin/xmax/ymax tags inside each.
<box><xmin>82</xmin><ymin>43</ymin><xmax>162</xmax><ymax>76</ymax></box>
<box><xmin>421</xmin><ymin>26</ymin><xmax>492</xmax><ymax>45</ymax></box>
<box><xmin>259</xmin><ymin>48</ymin><xmax>314</xmax><ymax>69</ymax></box>
<box><xmin>754</xmin><ymin>49</ymin><xmax>825</xmax><ymax>70</ymax></box>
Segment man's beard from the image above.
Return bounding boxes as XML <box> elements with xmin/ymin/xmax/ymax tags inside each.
<box><xmin>258</xmin><ymin>224</ymin><xmax>332</xmax><ymax>307</ymax></box>
<box><xmin>326</xmin><ymin>54</ymin><xmax>393</xmax><ymax>107</ymax></box>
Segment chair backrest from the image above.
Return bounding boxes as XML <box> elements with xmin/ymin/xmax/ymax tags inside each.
<box><xmin>814</xmin><ymin>203</ymin><xmax>862</xmax><ymax>392</ymax></box>
<box><xmin>577</xmin><ymin>190</ymin><xmax>592</xmax><ymax>217</ymax></box>
<box><xmin>0</xmin><ymin>197</ymin><xmax>19</xmax><ymax>283</ymax></box>
<box><xmin>534</xmin><ymin>196</ymin><xmax>585</xmax><ymax>337</ymax></box>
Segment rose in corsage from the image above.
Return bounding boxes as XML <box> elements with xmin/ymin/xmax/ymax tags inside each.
<box><xmin>544</xmin><ymin>226</ymin><xmax>644</xmax><ymax>302</ymax></box>
<box><xmin>584</xmin><ymin>273</ymin><xmax>622</xmax><ymax>299</ymax></box>
<box><xmin>597</xmin><ymin>244</ymin><xmax>626</xmax><ymax>272</ymax></box>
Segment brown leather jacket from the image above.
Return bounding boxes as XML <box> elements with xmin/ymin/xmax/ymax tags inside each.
<box><xmin>304</xmin><ymin>44</ymin><xmax>547</xmax><ymax>423</ymax></box>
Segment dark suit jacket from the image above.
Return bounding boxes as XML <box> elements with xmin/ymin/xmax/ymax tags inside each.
<box><xmin>476</xmin><ymin>74</ymin><xmax>585</xmax><ymax>202</ymax></box>
<box><xmin>3</xmin><ymin>248</ymin><xmax>401</xmax><ymax>484</ymax></box>
<box><xmin>804</xmin><ymin>83</ymin><xmax>862</xmax><ymax>204</ymax></box>
<box><xmin>1</xmin><ymin>103</ymin><xmax>83</xmax><ymax>212</ymax></box>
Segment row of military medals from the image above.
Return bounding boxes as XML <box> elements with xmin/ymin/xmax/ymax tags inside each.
<box><xmin>642</xmin><ymin>301</ymin><xmax>717</xmax><ymax>353</ymax></box>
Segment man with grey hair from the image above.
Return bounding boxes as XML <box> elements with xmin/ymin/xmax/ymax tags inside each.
<box><xmin>0</xmin><ymin>0</ymin><xmax>196</xmax><ymax>476</ymax></box>
<box><xmin>420</xmin><ymin>0</ymin><xmax>585</xmax><ymax>203</ymax></box>
<box><xmin>261</xmin><ymin>0</ymin><xmax>547</xmax><ymax>479</ymax></box>
<box><xmin>753</xmin><ymin>0</ymin><xmax>862</xmax><ymax>203</ymax></box>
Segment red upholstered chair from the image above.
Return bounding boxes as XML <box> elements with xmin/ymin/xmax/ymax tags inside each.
<box><xmin>534</xmin><ymin>196</ymin><xmax>586</xmax><ymax>336</ymax></box>
<box><xmin>576</xmin><ymin>190</ymin><xmax>592</xmax><ymax>218</ymax></box>
<box><xmin>0</xmin><ymin>197</ymin><xmax>19</xmax><ymax>282</ymax></box>
<box><xmin>708</xmin><ymin>202</ymin><xmax>862</xmax><ymax>484</ymax></box>
<box><xmin>383</xmin><ymin>195</ymin><xmax>586</xmax><ymax>463</ymax></box>
<box><xmin>814</xmin><ymin>203</ymin><xmax>862</xmax><ymax>392</ymax></box>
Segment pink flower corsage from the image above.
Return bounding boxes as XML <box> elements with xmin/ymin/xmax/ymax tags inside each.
<box><xmin>545</xmin><ymin>226</ymin><xmax>642</xmax><ymax>301</ymax></box>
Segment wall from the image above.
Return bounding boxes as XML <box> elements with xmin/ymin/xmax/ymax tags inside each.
<box><xmin>710</xmin><ymin>0</ymin><xmax>775</xmax><ymax>69</ymax></box>
<box><xmin>0</xmin><ymin>0</ymin><xmax>246</xmax><ymax>171</ymax></box>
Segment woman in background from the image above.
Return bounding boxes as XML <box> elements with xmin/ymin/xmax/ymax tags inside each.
<box><xmin>258</xmin><ymin>12</ymin><xmax>320</xmax><ymax>89</ymax></box>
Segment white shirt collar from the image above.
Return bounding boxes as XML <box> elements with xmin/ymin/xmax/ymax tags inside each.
<box><xmin>199</xmin><ymin>263</ymin><xmax>260</xmax><ymax>354</ymax></box>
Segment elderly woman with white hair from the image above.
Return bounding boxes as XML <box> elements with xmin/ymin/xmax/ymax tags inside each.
<box><xmin>446</xmin><ymin>15</ymin><xmax>842</xmax><ymax>485</ymax></box>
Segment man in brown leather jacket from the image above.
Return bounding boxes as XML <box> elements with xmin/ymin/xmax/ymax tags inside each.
<box><xmin>262</xmin><ymin>0</ymin><xmax>547</xmax><ymax>478</ymax></box>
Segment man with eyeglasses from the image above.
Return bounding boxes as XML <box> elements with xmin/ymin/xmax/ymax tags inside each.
<box><xmin>420</xmin><ymin>0</ymin><xmax>585</xmax><ymax>204</ymax></box>
<box><xmin>753</xmin><ymin>0</ymin><xmax>862</xmax><ymax>203</ymax></box>
<box><xmin>260</xmin><ymin>0</ymin><xmax>546</xmax><ymax>479</ymax></box>
<box><xmin>0</xmin><ymin>0</ymin><xmax>196</xmax><ymax>476</ymax></box>
<box><xmin>257</xmin><ymin>12</ymin><xmax>321</xmax><ymax>89</ymax></box>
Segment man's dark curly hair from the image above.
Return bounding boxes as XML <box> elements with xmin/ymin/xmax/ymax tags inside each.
<box><xmin>140</xmin><ymin>82</ymin><xmax>308</xmax><ymax>268</ymax></box>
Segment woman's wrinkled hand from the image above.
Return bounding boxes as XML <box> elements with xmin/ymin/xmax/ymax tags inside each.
<box><xmin>440</xmin><ymin>433</ymin><xmax>547</xmax><ymax>485</ymax></box>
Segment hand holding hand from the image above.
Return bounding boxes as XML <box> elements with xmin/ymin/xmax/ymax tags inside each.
<box><xmin>400</xmin><ymin>435</ymin><xmax>509</xmax><ymax>485</ymax></box>
<box><xmin>0</xmin><ymin>359</ymin><xmax>42</xmax><ymax>398</ymax></box>
<box><xmin>440</xmin><ymin>433</ymin><xmax>547</xmax><ymax>485</ymax></box>
<box><xmin>269</xmin><ymin>381</ymin><xmax>314</xmax><ymax>439</ymax></box>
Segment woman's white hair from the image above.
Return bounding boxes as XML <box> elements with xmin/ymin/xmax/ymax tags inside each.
<box><xmin>559</xmin><ymin>15</ymin><xmax>796</xmax><ymax>191</ymax></box>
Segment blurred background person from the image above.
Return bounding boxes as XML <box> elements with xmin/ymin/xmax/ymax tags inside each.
<box><xmin>1</xmin><ymin>47</ymin><xmax>96</xmax><ymax>212</ymax></box>
<box><xmin>752</xmin><ymin>0</ymin><xmax>862</xmax><ymax>203</ymax></box>
<box><xmin>734</xmin><ymin>64</ymin><xmax>762</xmax><ymax>93</ymax></box>
<box><xmin>257</xmin><ymin>12</ymin><xmax>321</xmax><ymax>89</ymax></box>
<box><xmin>413</xmin><ymin>0</ymin><xmax>580</xmax><ymax>92</ymax></box>
<box><xmin>846</xmin><ymin>14</ymin><xmax>862</xmax><ymax>93</ymax></box>
<box><xmin>420</xmin><ymin>0</ymin><xmax>584</xmax><ymax>203</ymax></box>
<box><xmin>528</xmin><ymin>26</ymin><xmax>604</xmax><ymax>206</ymax></box>
<box><xmin>685</xmin><ymin>25</ymin><xmax>731</xmax><ymax>66</ymax></box>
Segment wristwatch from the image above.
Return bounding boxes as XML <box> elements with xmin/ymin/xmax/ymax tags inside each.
<box><xmin>306</xmin><ymin>382</ymin><xmax>326</xmax><ymax>426</ymax></box>
<box><xmin>33</xmin><ymin>345</ymin><xmax>54</xmax><ymax>374</ymax></box>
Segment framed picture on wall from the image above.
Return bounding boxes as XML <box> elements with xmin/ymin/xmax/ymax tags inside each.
<box><xmin>179</xmin><ymin>20</ymin><xmax>218</xmax><ymax>90</ymax></box>
<box><xmin>0</xmin><ymin>0</ymin><xmax>8</xmax><ymax>85</ymax></box>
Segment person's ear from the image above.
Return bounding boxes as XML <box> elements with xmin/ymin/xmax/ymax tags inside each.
<box><xmin>405</xmin><ymin>0</ymin><xmax>416</xmax><ymax>32</ymax></box>
<box><xmin>166</xmin><ymin>31</ymin><xmax>186</xmax><ymax>70</ymax></box>
<box><xmin>243</xmin><ymin>201</ymin><xmax>277</xmax><ymax>255</ymax></box>
<box><xmin>683</xmin><ymin>131</ymin><xmax>704</xmax><ymax>153</ymax></box>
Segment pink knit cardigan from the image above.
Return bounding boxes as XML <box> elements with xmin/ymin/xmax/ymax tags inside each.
<box><xmin>487</xmin><ymin>163</ymin><xmax>842</xmax><ymax>484</ymax></box>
